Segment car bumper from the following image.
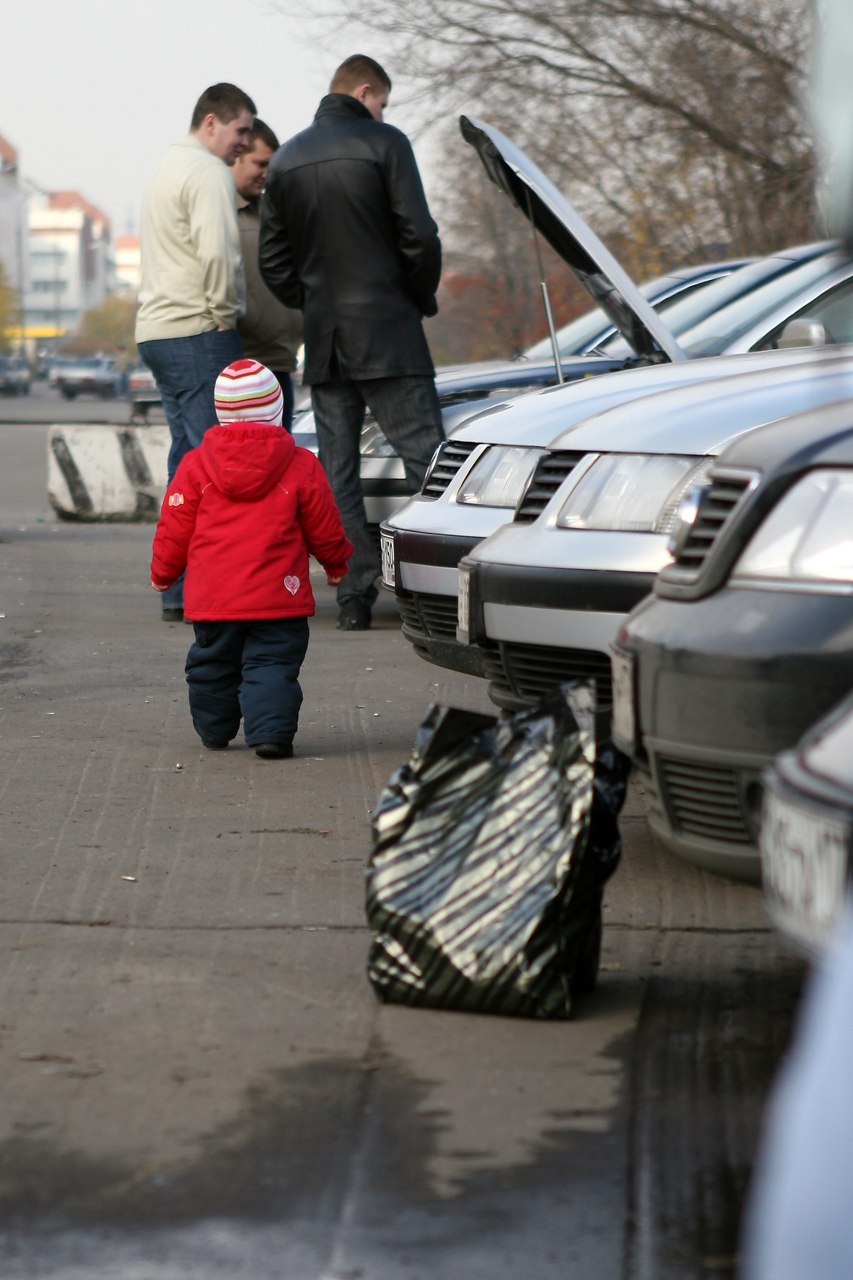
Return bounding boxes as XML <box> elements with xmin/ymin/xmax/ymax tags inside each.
<box><xmin>380</xmin><ymin>515</ymin><xmax>508</xmax><ymax>675</ymax></box>
<box><xmin>461</xmin><ymin>558</ymin><xmax>655</xmax><ymax>720</ymax></box>
<box><xmin>614</xmin><ymin>586</ymin><xmax>853</xmax><ymax>882</ymax></box>
<box><xmin>760</xmin><ymin>762</ymin><xmax>853</xmax><ymax>954</ymax></box>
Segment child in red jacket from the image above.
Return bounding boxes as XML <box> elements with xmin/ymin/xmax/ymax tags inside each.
<box><xmin>150</xmin><ymin>359</ymin><xmax>353</xmax><ymax>758</ymax></box>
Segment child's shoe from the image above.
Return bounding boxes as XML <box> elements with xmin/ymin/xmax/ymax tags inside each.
<box><xmin>254</xmin><ymin>742</ymin><xmax>293</xmax><ymax>760</ymax></box>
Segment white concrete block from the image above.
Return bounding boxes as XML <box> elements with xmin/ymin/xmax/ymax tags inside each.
<box><xmin>47</xmin><ymin>424</ymin><xmax>170</xmax><ymax>522</ymax></box>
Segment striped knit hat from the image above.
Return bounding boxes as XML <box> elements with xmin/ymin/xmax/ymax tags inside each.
<box><xmin>214</xmin><ymin>359</ymin><xmax>284</xmax><ymax>426</ymax></box>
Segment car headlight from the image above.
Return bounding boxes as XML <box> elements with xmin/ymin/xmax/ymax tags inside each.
<box><xmin>555</xmin><ymin>455</ymin><xmax>713</xmax><ymax>533</ymax></box>
<box><xmin>733</xmin><ymin>469</ymin><xmax>853</xmax><ymax>584</ymax></box>
<box><xmin>456</xmin><ymin>446</ymin><xmax>545</xmax><ymax>507</ymax></box>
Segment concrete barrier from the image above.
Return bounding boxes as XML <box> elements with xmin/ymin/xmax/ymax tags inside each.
<box><xmin>47</xmin><ymin>423</ymin><xmax>169</xmax><ymax>522</ymax></box>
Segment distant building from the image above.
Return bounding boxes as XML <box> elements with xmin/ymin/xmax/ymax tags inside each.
<box><xmin>114</xmin><ymin>234</ymin><xmax>141</xmax><ymax>295</ymax></box>
<box><xmin>24</xmin><ymin>191</ymin><xmax>114</xmax><ymax>349</ymax></box>
<box><xmin>0</xmin><ymin>134</ymin><xmax>31</xmax><ymax>349</ymax></box>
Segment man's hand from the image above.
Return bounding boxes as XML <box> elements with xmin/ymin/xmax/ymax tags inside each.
<box><xmin>327</xmin><ymin>574</ymin><xmax>344</xmax><ymax>586</ymax></box>
<box><xmin>151</xmin><ymin>580</ymin><xmax>169</xmax><ymax>592</ymax></box>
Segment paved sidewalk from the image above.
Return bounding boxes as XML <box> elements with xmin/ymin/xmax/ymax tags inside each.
<box><xmin>0</xmin><ymin>429</ymin><xmax>805</xmax><ymax>1279</ymax></box>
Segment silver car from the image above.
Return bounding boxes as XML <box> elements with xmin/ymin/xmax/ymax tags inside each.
<box><xmin>456</xmin><ymin>351</ymin><xmax>853</xmax><ymax>736</ymax></box>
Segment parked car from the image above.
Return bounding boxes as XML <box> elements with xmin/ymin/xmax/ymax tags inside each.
<box><xmin>292</xmin><ymin>259</ymin><xmax>755</xmax><ymax>535</ymax></box>
<box><xmin>55</xmin><ymin>357</ymin><xmax>119</xmax><ymax>400</ymax></box>
<box><xmin>760</xmin><ymin>691</ymin><xmax>853</xmax><ymax>954</ymax></box>
<box><xmin>0</xmin><ymin>356</ymin><xmax>31</xmax><ymax>396</ymax></box>
<box><xmin>521</xmin><ymin>255</ymin><xmax>755</xmax><ymax>360</ymax></box>
<box><xmin>458</xmin><ymin>354</ymin><xmax>853</xmax><ymax>736</ymax></box>
<box><xmin>294</xmin><ymin>253</ymin><xmax>762</xmax><ymax>535</ymax></box>
<box><xmin>380</xmin><ymin>115</ymin><xmax>847</xmax><ymax>674</ymax></box>
<box><xmin>610</xmin><ymin>395</ymin><xmax>853</xmax><ymax>883</ymax></box>
<box><xmin>128</xmin><ymin>364</ymin><xmax>161</xmax><ymax>417</ymax></box>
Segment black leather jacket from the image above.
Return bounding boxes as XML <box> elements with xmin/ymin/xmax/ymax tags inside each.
<box><xmin>259</xmin><ymin>94</ymin><xmax>441</xmax><ymax>385</ymax></box>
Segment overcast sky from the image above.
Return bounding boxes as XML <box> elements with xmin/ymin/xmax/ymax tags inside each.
<box><xmin>0</xmin><ymin>0</ymin><xmax>432</xmax><ymax>235</ymax></box>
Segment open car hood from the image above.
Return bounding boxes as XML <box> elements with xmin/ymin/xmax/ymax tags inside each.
<box><xmin>460</xmin><ymin>115</ymin><xmax>687</xmax><ymax>364</ymax></box>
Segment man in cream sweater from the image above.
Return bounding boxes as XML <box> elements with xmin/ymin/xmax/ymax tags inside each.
<box><xmin>136</xmin><ymin>82</ymin><xmax>256</xmax><ymax>621</ymax></box>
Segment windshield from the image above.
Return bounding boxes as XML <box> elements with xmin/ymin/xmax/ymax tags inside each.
<box><xmin>523</xmin><ymin>271</ymin><xmax>715</xmax><ymax>360</ymax></box>
<box><xmin>680</xmin><ymin>252</ymin><xmax>848</xmax><ymax>355</ymax></box>
<box><xmin>523</xmin><ymin>305</ymin><xmax>617</xmax><ymax>360</ymax></box>
<box><xmin>599</xmin><ymin>250</ymin><xmax>839</xmax><ymax>358</ymax></box>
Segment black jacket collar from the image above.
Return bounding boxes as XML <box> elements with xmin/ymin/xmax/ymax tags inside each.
<box><xmin>314</xmin><ymin>93</ymin><xmax>374</xmax><ymax>123</ymax></box>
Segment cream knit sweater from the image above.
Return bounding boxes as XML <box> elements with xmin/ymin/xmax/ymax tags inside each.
<box><xmin>136</xmin><ymin>135</ymin><xmax>243</xmax><ymax>342</ymax></box>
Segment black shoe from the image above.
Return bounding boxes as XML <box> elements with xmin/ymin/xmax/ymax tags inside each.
<box><xmin>254</xmin><ymin>742</ymin><xmax>294</xmax><ymax>760</ymax></box>
<box><xmin>202</xmin><ymin>740</ymin><xmax>229</xmax><ymax>751</ymax></box>
<box><xmin>161</xmin><ymin>607</ymin><xmax>184</xmax><ymax>622</ymax></box>
<box><xmin>336</xmin><ymin>602</ymin><xmax>371</xmax><ymax>631</ymax></box>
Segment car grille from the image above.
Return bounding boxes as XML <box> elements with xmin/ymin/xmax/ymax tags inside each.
<box><xmin>480</xmin><ymin>642</ymin><xmax>613</xmax><ymax>706</ymax></box>
<box><xmin>514</xmin><ymin>451</ymin><xmax>586</xmax><ymax>523</ymax></box>
<box><xmin>669</xmin><ymin>466</ymin><xmax>758</xmax><ymax>578</ymax></box>
<box><xmin>397</xmin><ymin>593</ymin><xmax>458</xmax><ymax>640</ymax></box>
<box><xmin>421</xmin><ymin>441</ymin><xmax>479</xmax><ymax>498</ymax></box>
<box><xmin>657</xmin><ymin>755</ymin><xmax>751</xmax><ymax>845</ymax></box>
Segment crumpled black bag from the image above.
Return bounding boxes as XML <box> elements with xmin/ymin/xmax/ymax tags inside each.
<box><xmin>366</xmin><ymin>683</ymin><xmax>627</xmax><ymax>1019</ymax></box>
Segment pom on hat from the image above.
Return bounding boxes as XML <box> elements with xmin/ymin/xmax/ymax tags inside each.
<box><xmin>214</xmin><ymin>359</ymin><xmax>284</xmax><ymax>426</ymax></box>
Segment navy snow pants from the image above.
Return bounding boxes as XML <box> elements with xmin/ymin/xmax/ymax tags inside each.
<box><xmin>185</xmin><ymin>618</ymin><xmax>310</xmax><ymax>748</ymax></box>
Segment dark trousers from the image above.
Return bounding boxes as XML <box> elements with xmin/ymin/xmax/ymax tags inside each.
<box><xmin>311</xmin><ymin>375</ymin><xmax>444</xmax><ymax>609</ymax></box>
<box><xmin>185</xmin><ymin>618</ymin><xmax>310</xmax><ymax>747</ymax></box>
<box><xmin>273</xmin><ymin>371</ymin><xmax>295</xmax><ymax>429</ymax></box>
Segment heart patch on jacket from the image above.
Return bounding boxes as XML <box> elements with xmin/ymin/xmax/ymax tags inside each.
<box><xmin>284</xmin><ymin>575</ymin><xmax>300</xmax><ymax>595</ymax></box>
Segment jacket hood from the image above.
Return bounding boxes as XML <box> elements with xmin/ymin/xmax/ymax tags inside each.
<box><xmin>199</xmin><ymin>423</ymin><xmax>296</xmax><ymax>502</ymax></box>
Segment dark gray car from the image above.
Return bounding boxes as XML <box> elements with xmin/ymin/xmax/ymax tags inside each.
<box><xmin>611</xmin><ymin>395</ymin><xmax>853</xmax><ymax>883</ymax></box>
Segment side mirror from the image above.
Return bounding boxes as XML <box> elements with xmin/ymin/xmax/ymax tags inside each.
<box><xmin>776</xmin><ymin>317</ymin><xmax>828</xmax><ymax>348</ymax></box>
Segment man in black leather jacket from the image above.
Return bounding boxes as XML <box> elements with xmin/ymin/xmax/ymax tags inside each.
<box><xmin>259</xmin><ymin>54</ymin><xmax>444</xmax><ymax>631</ymax></box>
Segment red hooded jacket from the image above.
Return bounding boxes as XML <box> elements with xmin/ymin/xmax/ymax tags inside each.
<box><xmin>150</xmin><ymin>422</ymin><xmax>353</xmax><ymax>621</ymax></box>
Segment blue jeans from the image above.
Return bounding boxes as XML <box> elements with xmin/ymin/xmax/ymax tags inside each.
<box><xmin>139</xmin><ymin>329</ymin><xmax>244</xmax><ymax>610</ymax></box>
<box><xmin>274</xmin><ymin>371</ymin><xmax>295</xmax><ymax>430</ymax></box>
<box><xmin>185</xmin><ymin>618</ymin><xmax>310</xmax><ymax>747</ymax></box>
<box><xmin>311</xmin><ymin>376</ymin><xmax>444</xmax><ymax>609</ymax></box>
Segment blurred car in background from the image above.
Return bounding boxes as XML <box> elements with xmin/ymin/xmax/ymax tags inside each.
<box><xmin>610</xmin><ymin>396</ymin><xmax>853</xmax><ymax>883</ymax></box>
<box><xmin>128</xmin><ymin>365</ymin><xmax>162</xmax><ymax>419</ymax></box>
<box><xmin>55</xmin><ymin>357</ymin><xmax>119</xmax><ymax>400</ymax></box>
<box><xmin>0</xmin><ymin>356</ymin><xmax>31</xmax><ymax>396</ymax></box>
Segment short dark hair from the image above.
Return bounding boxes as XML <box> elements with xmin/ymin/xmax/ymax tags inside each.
<box><xmin>329</xmin><ymin>55</ymin><xmax>391</xmax><ymax>96</ymax></box>
<box><xmin>190</xmin><ymin>83</ymin><xmax>257</xmax><ymax>130</ymax></box>
<box><xmin>250</xmin><ymin>118</ymin><xmax>279</xmax><ymax>152</ymax></box>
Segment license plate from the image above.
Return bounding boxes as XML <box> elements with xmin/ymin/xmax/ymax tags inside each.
<box><xmin>610</xmin><ymin>649</ymin><xmax>636</xmax><ymax>753</ymax></box>
<box><xmin>457</xmin><ymin>566</ymin><xmax>471</xmax><ymax>640</ymax></box>
<box><xmin>761</xmin><ymin>786</ymin><xmax>849</xmax><ymax>951</ymax></box>
<box><xmin>380</xmin><ymin>532</ymin><xmax>396</xmax><ymax>589</ymax></box>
